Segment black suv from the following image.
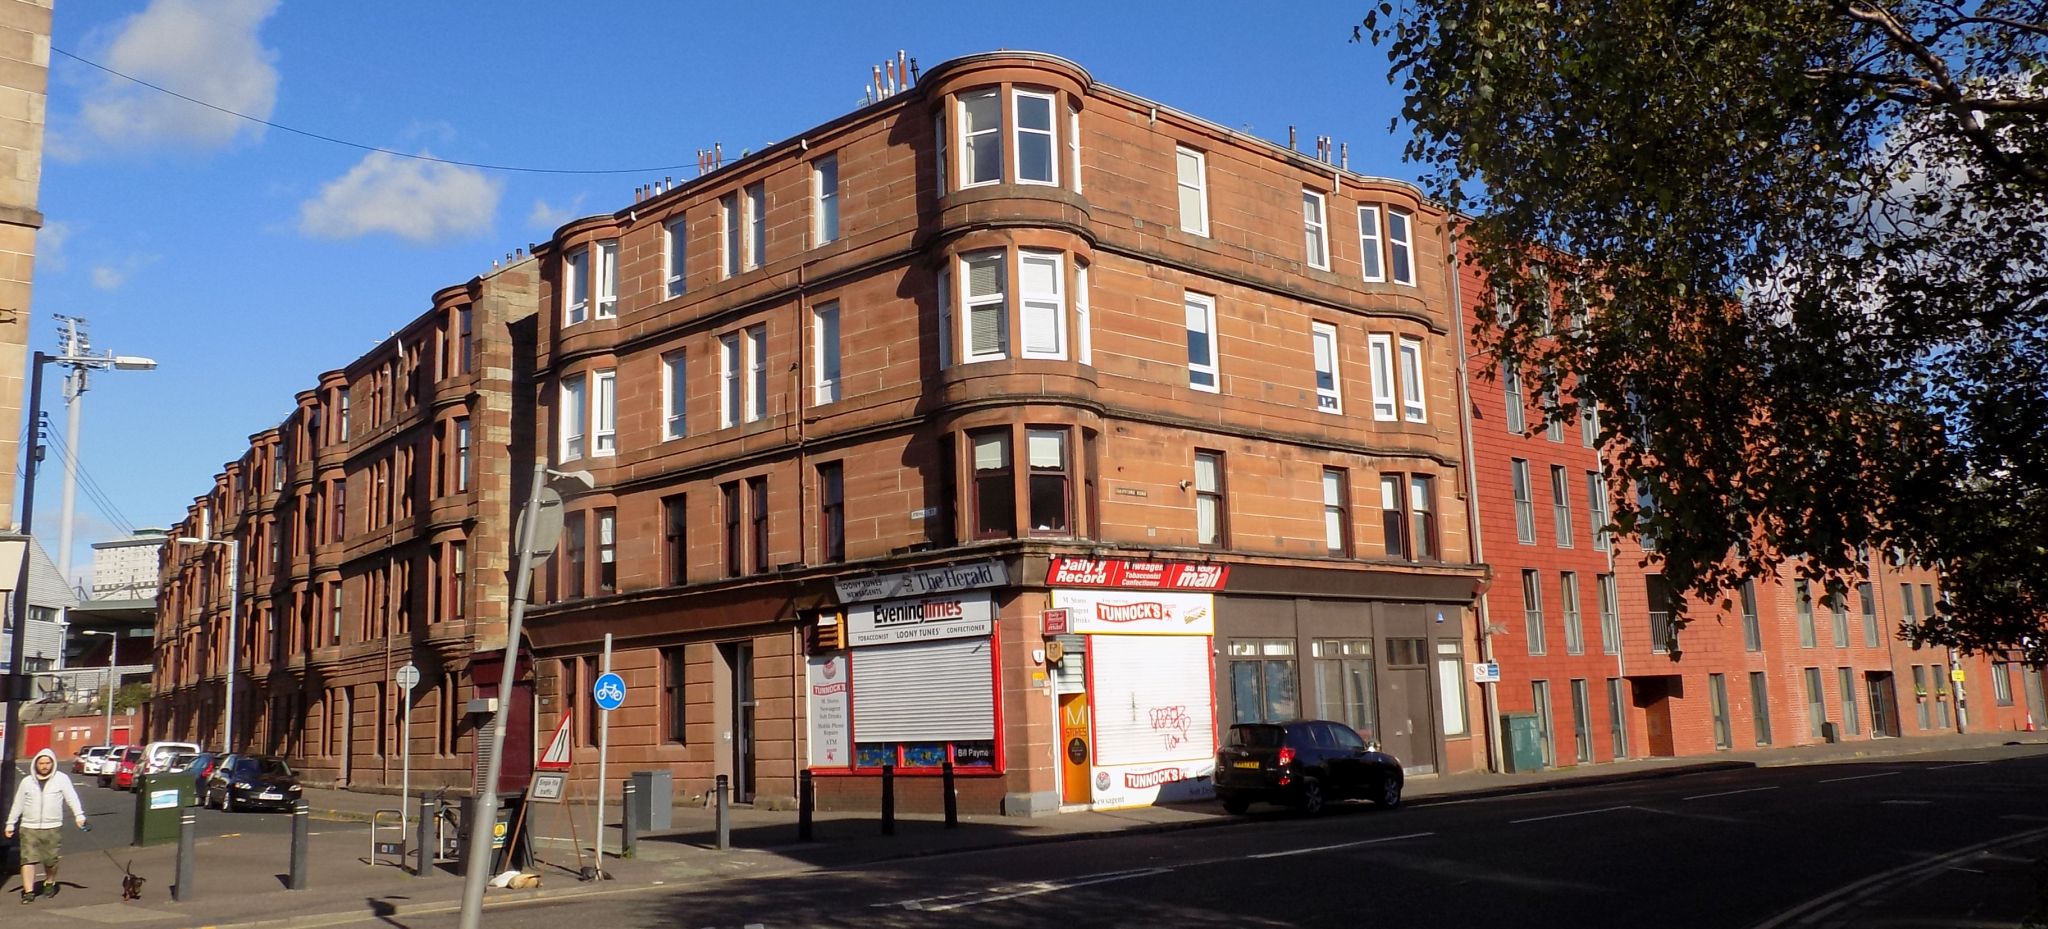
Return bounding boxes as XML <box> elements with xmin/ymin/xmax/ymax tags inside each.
<box><xmin>1213</xmin><ymin>719</ymin><xmax>1404</xmax><ymax>815</ymax></box>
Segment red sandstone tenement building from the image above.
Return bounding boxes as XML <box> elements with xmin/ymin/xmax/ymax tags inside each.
<box><xmin>149</xmin><ymin>50</ymin><xmax>2045</xmax><ymax>813</ymax></box>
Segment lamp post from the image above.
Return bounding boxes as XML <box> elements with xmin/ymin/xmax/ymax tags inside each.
<box><xmin>3</xmin><ymin>348</ymin><xmax>155</xmax><ymax>843</ymax></box>
<box><xmin>81</xmin><ymin>629</ymin><xmax>119</xmax><ymax>747</ymax></box>
<box><xmin>175</xmin><ymin>534</ymin><xmax>239</xmax><ymax>753</ymax></box>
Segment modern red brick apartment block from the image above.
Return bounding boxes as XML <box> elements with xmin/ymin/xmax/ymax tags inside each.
<box><xmin>1462</xmin><ymin>264</ymin><xmax>2045</xmax><ymax>769</ymax></box>
<box><xmin>519</xmin><ymin>51</ymin><xmax>1487</xmax><ymax>814</ymax></box>
<box><xmin>152</xmin><ymin>262</ymin><xmax>537</xmax><ymax>789</ymax></box>
<box><xmin>154</xmin><ymin>50</ymin><xmax>1491</xmax><ymax>814</ymax></box>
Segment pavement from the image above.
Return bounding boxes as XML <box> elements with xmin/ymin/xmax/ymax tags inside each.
<box><xmin>4</xmin><ymin>729</ymin><xmax>2044</xmax><ymax>929</ymax></box>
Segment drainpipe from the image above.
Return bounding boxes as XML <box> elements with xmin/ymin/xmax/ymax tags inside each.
<box><xmin>1449</xmin><ymin>238</ymin><xmax>1507</xmax><ymax>774</ymax></box>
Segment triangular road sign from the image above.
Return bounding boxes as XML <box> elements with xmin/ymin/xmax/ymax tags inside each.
<box><xmin>535</xmin><ymin>712</ymin><xmax>574</xmax><ymax>770</ymax></box>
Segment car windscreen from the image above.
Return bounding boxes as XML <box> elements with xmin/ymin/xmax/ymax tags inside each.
<box><xmin>241</xmin><ymin>759</ymin><xmax>292</xmax><ymax>777</ymax></box>
<box><xmin>1223</xmin><ymin>724</ymin><xmax>1286</xmax><ymax>749</ymax></box>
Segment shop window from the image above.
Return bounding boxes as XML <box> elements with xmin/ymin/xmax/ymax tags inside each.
<box><xmin>1027</xmin><ymin>429</ymin><xmax>1069</xmax><ymax>535</ymax></box>
<box><xmin>850</xmin><ymin>635</ymin><xmax>996</xmax><ymax>771</ymax></box>
<box><xmin>1194</xmin><ymin>450</ymin><xmax>1226</xmax><ymax>547</ymax></box>
<box><xmin>1312</xmin><ymin>638</ymin><xmax>1375</xmax><ymax>740</ymax></box>
<box><xmin>1227</xmin><ymin>639</ymin><xmax>1298</xmax><ymax>724</ymax></box>
<box><xmin>971</xmin><ymin>430</ymin><xmax>1016</xmax><ymax>539</ymax></box>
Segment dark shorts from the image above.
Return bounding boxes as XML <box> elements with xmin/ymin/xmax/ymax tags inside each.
<box><xmin>19</xmin><ymin>827</ymin><xmax>60</xmax><ymax>867</ymax></box>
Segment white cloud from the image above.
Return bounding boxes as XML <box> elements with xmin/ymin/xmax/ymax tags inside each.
<box><xmin>39</xmin><ymin>220</ymin><xmax>69</xmax><ymax>272</ymax></box>
<box><xmin>74</xmin><ymin>0</ymin><xmax>281</xmax><ymax>152</ymax></box>
<box><xmin>527</xmin><ymin>195</ymin><xmax>585</xmax><ymax>230</ymax></box>
<box><xmin>297</xmin><ymin>152</ymin><xmax>501</xmax><ymax>243</ymax></box>
<box><xmin>91</xmin><ymin>265</ymin><xmax>125</xmax><ymax>290</ymax></box>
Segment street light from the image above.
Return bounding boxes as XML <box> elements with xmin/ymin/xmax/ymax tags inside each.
<box><xmin>3</xmin><ymin>345</ymin><xmax>157</xmax><ymax>839</ymax></box>
<box><xmin>80</xmin><ymin>629</ymin><xmax>119</xmax><ymax>747</ymax></box>
<box><xmin>175</xmin><ymin>534</ymin><xmax>239</xmax><ymax>754</ymax></box>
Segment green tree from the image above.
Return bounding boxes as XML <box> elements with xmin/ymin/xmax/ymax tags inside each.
<box><xmin>1358</xmin><ymin>2</ymin><xmax>2048</xmax><ymax>658</ymax></box>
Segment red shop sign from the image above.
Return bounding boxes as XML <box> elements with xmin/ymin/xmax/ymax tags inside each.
<box><xmin>1044</xmin><ymin>557</ymin><xmax>1230</xmax><ymax>591</ymax></box>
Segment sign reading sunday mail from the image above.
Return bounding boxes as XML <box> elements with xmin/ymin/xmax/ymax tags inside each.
<box><xmin>844</xmin><ymin>592</ymin><xmax>998</xmax><ymax>646</ymax></box>
<box><xmin>833</xmin><ymin>558</ymin><xmax>1008</xmax><ymax>603</ymax></box>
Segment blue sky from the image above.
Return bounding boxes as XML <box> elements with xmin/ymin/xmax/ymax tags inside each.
<box><xmin>31</xmin><ymin>0</ymin><xmax>1412</xmax><ymax>584</ymax></box>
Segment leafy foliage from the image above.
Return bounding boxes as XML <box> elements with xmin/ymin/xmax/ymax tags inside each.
<box><xmin>1358</xmin><ymin>1</ymin><xmax>2048</xmax><ymax>658</ymax></box>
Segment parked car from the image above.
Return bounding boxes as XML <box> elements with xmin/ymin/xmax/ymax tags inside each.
<box><xmin>182</xmin><ymin>751</ymin><xmax>222</xmax><ymax>798</ymax></box>
<box><xmin>1213</xmin><ymin>720</ymin><xmax>1405</xmax><ymax>815</ymax></box>
<box><xmin>142</xmin><ymin>740</ymin><xmax>201</xmax><ymax>775</ymax></box>
<box><xmin>73</xmin><ymin>745</ymin><xmax>113</xmax><ymax>775</ymax></box>
<box><xmin>165</xmin><ymin>751</ymin><xmax>200</xmax><ymax>774</ymax></box>
<box><xmin>203</xmin><ymin>754</ymin><xmax>303</xmax><ymax>812</ymax></box>
<box><xmin>107</xmin><ymin>745</ymin><xmax>145</xmax><ymax>790</ymax></box>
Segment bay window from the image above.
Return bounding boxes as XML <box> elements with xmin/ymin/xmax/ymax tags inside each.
<box><xmin>961</xmin><ymin>88</ymin><xmax>1003</xmax><ymax>187</ymax></box>
<box><xmin>563</xmin><ymin>248</ymin><xmax>588</xmax><ymax>325</ymax></box>
<box><xmin>946</xmin><ymin>85</ymin><xmax>1075</xmax><ymax>191</ymax></box>
<box><xmin>1027</xmin><ymin>428</ymin><xmax>1069</xmax><ymax>535</ymax></box>
<box><xmin>592</xmin><ymin>368</ymin><xmax>616</xmax><ymax>456</ymax></box>
<box><xmin>560</xmin><ymin>374</ymin><xmax>586</xmax><ymax>461</ymax></box>
<box><xmin>963</xmin><ymin>250</ymin><xmax>1008</xmax><ymax>361</ymax></box>
<box><xmin>1019</xmin><ymin>250</ymin><xmax>1065</xmax><ymax>358</ymax></box>
<box><xmin>1388</xmin><ymin>209</ymin><xmax>1415</xmax><ymax>285</ymax></box>
<box><xmin>972</xmin><ymin>430</ymin><xmax>1015</xmax><ymax>539</ymax></box>
<box><xmin>1014</xmin><ymin>89</ymin><xmax>1057</xmax><ymax>185</ymax></box>
<box><xmin>595</xmin><ymin>239</ymin><xmax>619</xmax><ymax>318</ymax></box>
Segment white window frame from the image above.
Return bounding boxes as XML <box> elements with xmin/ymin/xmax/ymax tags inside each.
<box><xmin>1321</xmin><ymin>468</ymin><xmax>1346</xmax><ymax>553</ymax></box>
<box><xmin>961</xmin><ymin>250</ymin><xmax>1008</xmax><ymax>363</ymax></box>
<box><xmin>813</xmin><ymin>154</ymin><xmax>839</xmax><ymax>246</ymax></box>
<box><xmin>746</xmin><ymin>324</ymin><xmax>767</xmax><ymax>422</ymax></box>
<box><xmin>1311</xmin><ymin>321</ymin><xmax>1342</xmax><ymax>413</ymax></box>
<box><xmin>1075</xmin><ymin>261</ymin><xmax>1091</xmax><ymax>367</ymax></box>
<box><xmin>563</xmin><ymin>248</ymin><xmax>589</xmax><ymax>326</ymax></box>
<box><xmin>1184</xmin><ymin>291</ymin><xmax>1219</xmax><ymax>393</ymax></box>
<box><xmin>1012</xmin><ymin>88</ymin><xmax>1058</xmax><ymax>186</ymax></box>
<box><xmin>591</xmin><ymin>368</ymin><xmax>617</xmax><ymax>456</ymax></box>
<box><xmin>559</xmin><ymin>373</ymin><xmax>587</xmax><ymax>462</ymax></box>
<box><xmin>663</xmin><ymin>216</ymin><xmax>686</xmax><ymax>299</ymax></box>
<box><xmin>595</xmin><ymin>239</ymin><xmax>619</xmax><ymax>319</ymax></box>
<box><xmin>661</xmin><ymin>350</ymin><xmax>687</xmax><ymax>440</ymax></box>
<box><xmin>1176</xmin><ymin>146</ymin><xmax>1209</xmax><ymax>236</ymax></box>
<box><xmin>1018</xmin><ymin>249</ymin><xmax>1066</xmax><ymax>360</ymax></box>
<box><xmin>1368</xmin><ymin>334</ymin><xmax>1397</xmax><ymax>421</ymax></box>
<box><xmin>744</xmin><ymin>182</ymin><xmax>765</xmax><ymax>271</ymax></box>
<box><xmin>1357</xmin><ymin>206</ymin><xmax>1384</xmax><ymax>282</ymax></box>
<box><xmin>719</xmin><ymin>333</ymin><xmax>742</xmax><ymax>428</ymax></box>
<box><xmin>1068</xmin><ymin>102</ymin><xmax>1082</xmax><ymax>193</ymax></box>
<box><xmin>1388</xmin><ymin>208</ymin><xmax>1415</xmax><ymax>286</ymax></box>
<box><xmin>454</xmin><ymin>417</ymin><xmax>470</xmax><ymax>492</ymax></box>
<box><xmin>960</xmin><ymin>88</ymin><xmax>1002</xmax><ymax>188</ymax></box>
<box><xmin>720</xmin><ymin>193</ymin><xmax>740</xmax><ymax>278</ymax></box>
<box><xmin>1398</xmin><ymin>336</ymin><xmax>1427</xmax><ymax>423</ymax></box>
<box><xmin>1512</xmin><ymin>459</ymin><xmax>1536</xmax><ymax>544</ymax></box>
<box><xmin>936</xmin><ymin>266</ymin><xmax>953</xmax><ymax>369</ymax></box>
<box><xmin>1303</xmin><ymin>189</ymin><xmax>1330</xmax><ymax>271</ymax></box>
<box><xmin>934</xmin><ymin>108</ymin><xmax>948</xmax><ymax>195</ymax></box>
<box><xmin>813</xmin><ymin>301</ymin><xmax>842</xmax><ymax>405</ymax></box>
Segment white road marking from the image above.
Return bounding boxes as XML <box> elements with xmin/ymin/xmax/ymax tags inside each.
<box><xmin>1684</xmin><ymin>785</ymin><xmax>1781</xmax><ymax>801</ymax></box>
<box><xmin>1246</xmin><ymin>831</ymin><xmax>1436</xmax><ymax>859</ymax></box>
<box><xmin>1749</xmin><ymin>824</ymin><xmax>2048</xmax><ymax>928</ymax></box>
<box><xmin>916</xmin><ymin>869</ymin><xmax>1172</xmax><ymax>911</ymax></box>
<box><xmin>1818</xmin><ymin>771</ymin><xmax>1901</xmax><ymax>784</ymax></box>
<box><xmin>1929</xmin><ymin>761</ymin><xmax>1991</xmax><ymax>770</ymax></box>
<box><xmin>1510</xmin><ymin>805</ymin><xmax>1634</xmax><ymax>824</ymax></box>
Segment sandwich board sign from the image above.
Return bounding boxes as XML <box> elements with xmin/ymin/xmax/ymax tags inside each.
<box><xmin>535</xmin><ymin>713</ymin><xmax>574</xmax><ymax>771</ymax></box>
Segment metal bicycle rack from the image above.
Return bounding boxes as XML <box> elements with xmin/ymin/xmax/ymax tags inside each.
<box><xmin>368</xmin><ymin>809</ymin><xmax>407</xmax><ymax>867</ymax></box>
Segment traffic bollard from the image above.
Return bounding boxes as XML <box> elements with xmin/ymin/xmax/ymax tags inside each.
<box><xmin>714</xmin><ymin>774</ymin><xmax>731</xmax><ymax>851</ymax></box>
<box><xmin>288</xmin><ymin>801</ymin><xmax>309</xmax><ymax>890</ymax></box>
<box><xmin>881</xmin><ymin>763</ymin><xmax>896</xmax><ymax>836</ymax></box>
<box><xmin>173</xmin><ymin>811</ymin><xmax>196</xmax><ymax>901</ymax></box>
<box><xmin>416</xmin><ymin>793</ymin><xmax>434</xmax><ymax>877</ymax></box>
<box><xmin>620</xmin><ymin>781</ymin><xmax>638</xmax><ymax>859</ymax></box>
<box><xmin>943</xmin><ymin>761</ymin><xmax>958</xmax><ymax>829</ymax></box>
<box><xmin>797</xmin><ymin>769</ymin><xmax>815</xmax><ymax>842</ymax></box>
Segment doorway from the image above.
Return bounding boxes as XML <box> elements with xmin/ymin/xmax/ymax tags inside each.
<box><xmin>2024</xmin><ymin>667</ymin><xmax>2046</xmax><ymax>727</ymax></box>
<box><xmin>1375</xmin><ymin>637</ymin><xmax>1436</xmax><ymax>774</ymax></box>
<box><xmin>720</xmin><ymin>642</ymin><xmax>756</xmax><ymax>803</ymax></box>
<box><xmin>1632</xmin><ymin>676</ymin><xmax>1679</xmax><ymax>757</ymax></box>
<box><xmin>1866</xmin><ymin>671</ymin><xmax>1901</xmax><ymax>738</ymax></box>
<box><xmin>1058</xmin><ymin>692</ymin><xmax>1092</xmax><ymax>805</ymax></box>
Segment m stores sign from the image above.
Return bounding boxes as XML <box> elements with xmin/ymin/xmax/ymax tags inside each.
<box><xmin>1044</xmin><ymin>558</ymin><xmax>1230</xmax><ymax>590</ymax></box>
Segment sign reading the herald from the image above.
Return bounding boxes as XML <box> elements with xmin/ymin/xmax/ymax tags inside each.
<box><xmin>1051</xmin><ymin>589</ymin><xmax>1215</xmax><ymax>636</ymax></box>
<box><xmin>834</xmin><ymin>558</ymin><xmax>1009</xmax><ymax>603</ymax></box>
<box><xmin>844</xmin><ymin>592</ymin><xmax>997</xmax><ymax>647</ymax></box>
<box><xmin>1045</xmin><ymin>557</ymin><xmax>1230</xmax><ymax>591</ymax></box>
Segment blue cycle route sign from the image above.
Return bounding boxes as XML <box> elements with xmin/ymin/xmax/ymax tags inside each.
<box><xmin>592</xmin><ymin>672</ymin><xmax>627</xmax><ymax>711</ymax></box>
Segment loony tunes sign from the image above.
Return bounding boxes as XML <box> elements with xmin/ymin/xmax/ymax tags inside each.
<box><xmin>1050</xmin><ymin>589</ymin><xmax>1215</xmax><ymax>636</ymax></box>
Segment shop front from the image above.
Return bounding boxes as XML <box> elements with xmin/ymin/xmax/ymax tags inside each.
<box><xmin>1044</xmin><ymin>557</ymin><xmax>1228</xmax><ymax>810</ymax></box>
<box><xmin>808</xmin><ymin>559</ymin><xmax>1009</xmax><ymax>807</ymax></box>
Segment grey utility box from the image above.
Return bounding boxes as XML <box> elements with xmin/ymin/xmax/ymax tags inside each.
<box><xmin>629</xmin><ymin>770</ymin><xmax>672</xmax><ymax>832</ymax></box>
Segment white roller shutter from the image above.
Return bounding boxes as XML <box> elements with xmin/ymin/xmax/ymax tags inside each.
<box><xmin>1089</xmin><ymin>634</ymin><xmax>1216</xmax><ymax>766</ymax></box>
<box><xmin>851</xmin><ymin>637</ymin><xmax>994</xmax><ymax>743</ymax></box>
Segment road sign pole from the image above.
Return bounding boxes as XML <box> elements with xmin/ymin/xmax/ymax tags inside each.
<box><xmin>595</xmin><ymin>633</ymin><xmax>612</xmax><ymax>874</ymax></box>
<box><xmin>396</xmin><ymin>662</ymin><xmax>419</xmax><ymax>851</ymax></box>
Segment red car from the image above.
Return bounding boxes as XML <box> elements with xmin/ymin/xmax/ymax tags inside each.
<box><xmin>106</xmin><ymin>746</ymin><xmax>144</xmax><ymax>790</ymax></box>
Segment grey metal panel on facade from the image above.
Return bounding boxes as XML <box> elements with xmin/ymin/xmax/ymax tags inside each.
<box><xmin>25</xmin><ymin>538</ymin><xmax>79</xmax><ymax>609</ymax></box>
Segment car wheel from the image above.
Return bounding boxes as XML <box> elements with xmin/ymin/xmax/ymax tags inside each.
<box><xmin>1222</xmin><ymin>796</ymin><xmax>1251</xmax><ymax>815</ymax></box>
<box><xmin>1376</xmin><ymin>776</ymin><xmax>1403</xmax><ymax>810</ymax></box>
<box><xmin>223</xmin><ymin>792</ymin><xmax>237</xmax><ymax>814</ymax></box>
<box><xmin>1298</xmin><ymin>777</ymin><xmax>1326</xmax><ymax>816</ymax></box>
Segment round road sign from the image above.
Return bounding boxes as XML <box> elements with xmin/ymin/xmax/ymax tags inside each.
<box><xmin>592</xmin><ymin>672</ymin><xmax>626</xmax><ymax>711</ymax></box>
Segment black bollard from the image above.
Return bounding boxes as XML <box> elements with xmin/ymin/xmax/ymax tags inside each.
<box><xmin>620</xmin><ymin>781</ymin><xmax>638</xmax><ymax>859</ymax></box>
<box><xmin>416</xmin><ymin>793</ymin><xmax>434</xmax><ymax>877</ymax></box>
<box><xmin>714</xmin><ymin>774</ymin><xmax>731</xmax><ymax>851</ymax></box>
<box><xmin>880</xmin><ymin>763</ymin><xmax>895</xmax><ymax>836</ymax></box>
<box><xmin>797</xmin><ymin>769</ymin><xmax>815</xmax><ymax>842</ymax></box>
<box><xmin>942</xmin><ymin>761</ymin><xmax>958</xmax><ymax>829</ymax></box>
<box><xmin>173</xmin><ymin>811</ymin><xmax>196</xmax><ymax>901</ymax></box>
<box><xmin>288</xmin><ymin>801</ymin><xmax>309</xmax><ymax>890</ymax></box>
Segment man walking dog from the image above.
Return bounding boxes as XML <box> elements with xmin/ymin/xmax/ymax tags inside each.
<box><xmin>7</xmin><ymin>748</ymin><xmax>88</xmax><ymax>903</ymax></box>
